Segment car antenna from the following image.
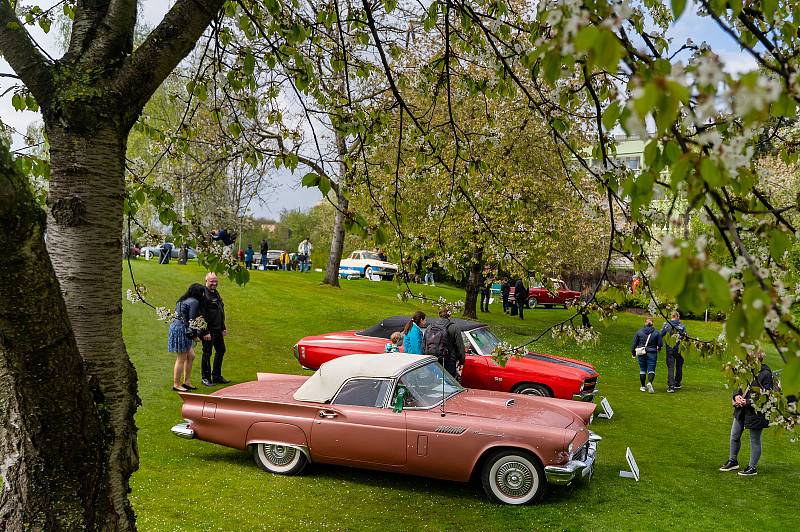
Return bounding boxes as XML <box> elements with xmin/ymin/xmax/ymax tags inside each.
<box><xmin>440</xmin><ymin>362</ymin><xmax>446</xmax><ymax>417</ymax></box>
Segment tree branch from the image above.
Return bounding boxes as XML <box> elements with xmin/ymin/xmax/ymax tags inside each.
<box><xmin>0</xmin><ymin>0</ymin><xmax>53</xmax><ymax>104</ymax></box>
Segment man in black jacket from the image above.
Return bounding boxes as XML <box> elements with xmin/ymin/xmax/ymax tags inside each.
<box><xmin>660</xmin><ymin>311</ymin><xmax>687</xmax><ymax>392</ymax></box>
<box><xmin>424</xmin><ymin>308</ymin><xmax>465</xmax><ymax>379</ymax></box>
<box><xmin>259</xmin><ymin>239</ymin><xmax>269</xmax><ymax>270</ymax></box>
<box><xmin>720</xmin><ymin>350</ymin><xmax>773</xmax><ymax>476</ymax></box>
<box><xmin>514</xmin><ymin>278</ymin><xmax>527</xmax><ymax>320</ymax></box>
<box><xmin>500</xmin><ymin>279</ymin><xmax>511</xmax><ymax>314</ymax></box>
<box><xmin>201</xmin><ymin>272</ymin><xmax>230</xmax><ymax>386</ymax></box>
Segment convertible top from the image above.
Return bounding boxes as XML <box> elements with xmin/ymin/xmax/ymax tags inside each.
<box><xmin>293</xmin><ymin>353</ymin><xmax>434</xmax><ymax>403</ymax></box>
<box><xmin>357</xmin><ymin>316</ymin><xmax>485</xmax><ymax>339</ymax></box>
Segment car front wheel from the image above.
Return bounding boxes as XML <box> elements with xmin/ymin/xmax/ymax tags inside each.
<box><xmin>364</xmin><ymin>266</ymin><xmax>373</xmax><ymax>279</ymax></box>
<box><xmin>482</xmin><ymin>450</ymin><xmax>546</xmax><ymax>505</ymax></box>
<box><xmin>252</xmin><ymin>443</ymin><xmax>308</xmax><ymax>475</ymax></box>
<box><xmin>512</xmin><ymin>383</ymin><xmax>552</xmax><ymax>397</ymax></box>
<box><xmin>527</xmin><ymin>297</ymin><xmax>538</xmax><ymax>309</ymax></box>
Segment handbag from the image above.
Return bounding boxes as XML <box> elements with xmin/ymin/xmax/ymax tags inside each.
<box><xmin>635</xmin><ymin>333</ymin><xmax>652</xmax><ymax>356</ymax></box>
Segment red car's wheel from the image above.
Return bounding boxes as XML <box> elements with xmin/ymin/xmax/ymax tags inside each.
<box><xmin>512</xmin><ymin>383</ymin><xmax>552</xmax><ymax>397</ymax></box>
<box><xmin>482</xmin><ymin>450</ymin><xmax>546</xmax><ymax>505</ymax></box>
<box><xmin>253</xmin><ymin>443</ymin><xmax>308</xmax><ymax>475</ymax></box>
<box><xmin>527</xmin><ymin>297</ymin><xmax>538</xmax><ymax>309</ymax></box>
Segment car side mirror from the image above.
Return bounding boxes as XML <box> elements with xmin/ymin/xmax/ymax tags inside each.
<box><xmin>393</xmin><ymin>386</ymin><xmax>407</xmax><ymax>413</ymax></box>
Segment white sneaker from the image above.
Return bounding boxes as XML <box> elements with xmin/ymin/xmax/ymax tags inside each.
<box><xmin>646</xmin><ymin>382</ymin><xmax>654</xmax><ymax>394</ymax></box>
<box><xmin>640</xmin><ymin>386</ymin><xmax>646</xmax><ymax>392</ymax></box>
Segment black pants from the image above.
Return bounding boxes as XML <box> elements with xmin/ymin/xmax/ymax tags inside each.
<box><xmin>666</xmin><ymin>348</ymin><xmax>684</xmax><ymax>388</ymax></box>
<box><xmin>516</xmin><ymin>299</ymin><xmax>525</xmax><ymax>319</ymax></box>
<box><xmin>480</xmin><ymin>291</ymin><xmax>490</xmax><ymax>312</ymax></box>
<box><xmin>502</xmin><ymin>295</ymin><xmax>509</xmax><ymax>313</ymax></box>
<box><xmin>438</xmin><ymin>356</ymin><xmax>459</xmax><ymax>379</ymax></box>
<box><xmin>202</xmin><ymin>331</ymin><xmax>226</xmax><ymax>381</ymax></box>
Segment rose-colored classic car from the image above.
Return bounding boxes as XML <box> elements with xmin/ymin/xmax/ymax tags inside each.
<box><xmin>510</xmin><ymin>279</ymin><xmax>582</xmax><ymax>309</ymax></box>
<box><xmin>172</xmin><ymin>354</ymin><xmax>600</xmax><ymax>504</ymax></box>
<box><xmin>293</xmin><ymin>317</ymin><xmax>599</xmax><ymax>401</ymax></box>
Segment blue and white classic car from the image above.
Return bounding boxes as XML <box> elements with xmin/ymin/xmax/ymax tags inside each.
<box><xmin>338</xmin><ymin>250</ymin><xmax>398</xmax><ymax>280</ymax></box>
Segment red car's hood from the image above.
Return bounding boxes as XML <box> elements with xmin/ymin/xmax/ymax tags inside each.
<box><xmin>516</xmin><ymin>351</ymin><xmax>597</xmax><ymax>376</ymax></box>
<box><xmin>442</xmin><ymin>389</ymin><xmax>581</xmax><ymax>428</ymax></box>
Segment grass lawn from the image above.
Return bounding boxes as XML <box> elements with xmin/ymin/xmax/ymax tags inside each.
<box><xmin>125</xmin><ymin>260</ymin><xmax>799</xmax><ymax>531</ymax></box>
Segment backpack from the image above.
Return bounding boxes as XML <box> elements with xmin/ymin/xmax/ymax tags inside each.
<box><xmin>424</xmin><ymin>320</ymin><xmax>450</xmax><ymax>359</ymax></box>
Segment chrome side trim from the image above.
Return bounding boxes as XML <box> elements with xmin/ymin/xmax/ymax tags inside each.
<box><xmin>170</xmin><ymin>421</ymin><xmax>194</xmax><ymax>439</ymax></box>
<box><xmin>248</xmin><ymin>440</ymin><xmax>312</xmax><ymax>463</ymax></box>
<box><xmin>544</xmin><ymin>436</ymin><xmax>599</xmax><ymax>485</ymax></box>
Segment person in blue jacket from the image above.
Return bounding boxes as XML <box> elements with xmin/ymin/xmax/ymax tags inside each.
<box><xmin>402</xmin><ymin>311</ymin><xmax>427</xmax><ymax>354</ymax></box>
<box><xmin>631</xmin><ymin>317</ymin><xmax>662</xmax><ymax>393</ymax></box>
<box><xmin>244</xmin><ymin>244</ymin><xmax>255</xmax><ymax>269</ymax></box>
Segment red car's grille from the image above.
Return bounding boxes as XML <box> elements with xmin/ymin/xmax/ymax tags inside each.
<box><xmin>581</xmin><ymin>377</ymin><xmax>597</xmax><ymax>392</ymax></box>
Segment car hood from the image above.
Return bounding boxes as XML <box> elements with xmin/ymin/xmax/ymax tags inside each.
<box><xmin>442</xmin><ymin>389</ymin><xmax>581</xmax><ymax>428</ymax></box>
<box><xmin>516</xmin><ymin>351</ymin><xmax>597</xmax><ymax>376</ymax></box>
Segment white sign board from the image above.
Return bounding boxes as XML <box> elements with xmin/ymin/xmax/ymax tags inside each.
<box><xmin>369</xmin><ymin>274</ymin><xmax>381</xmax><ymax>281</ymax></box>
<box><xmin>619</xmin><ymin>447</ymin><xmax>640</xmax><ymax>481</ymax></box>
<box><xmin>597</xmin><ymin>397</ymin><xmax>614</xmax><ymax>419</ymax></box>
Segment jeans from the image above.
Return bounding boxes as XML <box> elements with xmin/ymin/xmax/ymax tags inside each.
<box><xmin>636</xmin><ymin>351</ymin><xmax>658</xmax><ymax>374</ymax></box>
<box><xmin>424</xmin><ymin>272</ymin><xmax>434</xmax><ymax>285</ymax></box>
<box><xmin>729</xmin><ymin>416</ymin><xmax>762</xmax><ymax>467</ymax></box>
<box><xmin>439</xmin><ymin>356</ymin><xmax>458</xmax><ymax>379</ymax></box>
<box><xmin>299</xmin><ymin>260</ymin><xmax>308</xmax><ymax>272</ymax></box>
<box><xmin>480</xmin><ymin>291</ymin><xmax>490</xmax><ymax>312</ymax></box>
<box><xmin>201</xmin><ymin>331</ymin><xmax>226</xmax><ymax>381</ymax></box>
<box><xmin>282</xmin><ymin>263</ymin><xmax>288</xmax><ymax>271</ymax></box>
<box><xmin>666</xmin><ymin>348</ymin><xmax>684</xmax><ymax>388</ymax></box>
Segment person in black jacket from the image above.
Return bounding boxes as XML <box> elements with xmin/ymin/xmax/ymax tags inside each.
<box><xmin>660</xmin><ymin>311</ymin><xmax>687</xmax><ymax>392</ymax></box>
<box><xmin>259</xmin><ymin>239</ymin><xmax>269</xmax><ymax>270</ymax></box>
<box><xmin>720</xmin><ymin>350</ymin><xmax>773</xmax><ymax>476</ymax></box>
<box><xmin>631</xmin><ymin>317</ymin><xmax>662</xmax><ymax>393</ymax></box>
<box><xmin>500</xmin><ymin>279</ymin><xmax>511</xmax><ymax>314</ymax></box>
<box><xmin>514</xmin><ymin>278</ymin><xmax>527</xmax><ymax>320</ymax></box>
<box><xmin>200</xmin><ymin>272</ymin><xmax>230</xmax><ymax>386</ymax></box>
<box><xmin>424</xmin><ymin>308</ymin><xmax>465</xmax><ymax>378</ymax></box>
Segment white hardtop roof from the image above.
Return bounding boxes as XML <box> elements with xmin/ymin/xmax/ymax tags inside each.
<box><xmin>293</xmin><ymin>353</ymin><xmax>434</xmax><ymax>403</ymax></box>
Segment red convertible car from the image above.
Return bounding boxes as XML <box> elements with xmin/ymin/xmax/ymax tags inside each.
<box><xmin>172</xmin><ymin>354</ymin><xmax>600</xmax><ymax>504</ymax></box>
<box><xmin>293</xmin><ymin>316</ymin><xmax>598</xmax><ymax>401</ymax></box>
<box><xmin>510</xmin><ymin>279</ymin><xmax>581</xmax><ymax>309</ymax></box>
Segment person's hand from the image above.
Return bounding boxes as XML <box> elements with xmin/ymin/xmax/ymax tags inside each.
<box><xmin>223</xmin><ymin>329</ymin><xmax>228</xmax><ymax>337</ymax></box>
<box><xmin>203</xmin><ymin>334</ymin><xmax>211</xmax><ymax>341</ymax></box>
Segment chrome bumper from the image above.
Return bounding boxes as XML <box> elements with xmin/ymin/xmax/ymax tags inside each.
<box><xmin>171</xmin><ymin>421</ymin><xmax>194</xmax><ymax>439</ymax></box>
<box><xmin>573</xmin><ymin>388</ymin><xmax>599</xmax><ymax>402</ymax></box>
<box><xmin>544</xmin><ymin>433</ymin><xmax>600</xmax><ymax>485</ymax></box>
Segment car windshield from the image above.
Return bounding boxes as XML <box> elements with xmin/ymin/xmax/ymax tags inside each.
<box><xmin>360</xmin><ymin>251</ymin><xmax>379</xmax><ymax>260</ymax></box>
<box><xmin>398</xmin><ymin>361</ymin><xmax>463</xmax><ymax>408</ymax></box>
<box><xmin>467</xmin><ymin>327</ymin><xmax>501</xmax><ymax>355</ymax></box>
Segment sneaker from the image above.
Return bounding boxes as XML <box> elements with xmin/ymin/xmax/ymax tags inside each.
<box><xmin>640</xmin><ymin>386</ymin><xmax>646</xmax><ymax>392</ymax></box>
<box><xmin>738</xmin><ymin>466</ymin><xmax>757</xmax><ymax>476</ymax></box>
<box><xmin>201</xmin><ymin>378</ymin><xmax>214</xmax><ymax>387</ymax></box>
<box><xmin>646</xmin><ymin>382</ymin><xmax>655</xmax><ymax>394</ymax></box>
<box><xmin>719</xmin><ymin>460</ymin><xmax>739</xmax><ymax>472</ymax></box>
<box><xmin>667</xmin><ymin>387</ymin><xmax>675</xmax><ymax>393</ymax></box>
<box><xmin>213</xmin><ymin>376</ymin><xmax>231</xmax><ymax>384</ymax></box>
<box><xmin>674</xmin><ymin>384</ymin><xmax>682</xmax><ymax>389</ymax></box>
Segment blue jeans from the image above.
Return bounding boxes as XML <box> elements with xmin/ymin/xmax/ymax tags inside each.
<box><xmin>730</xmin><ymin>416</ymin><xmax>762</xmax><ymax>467</ymax></box>
<box><xmin>637</xmin><ymin>351</ymin><xmax>658</xmax><ymax>374</ymax></box>
<box><xmin>282</xmin><ymin>263</ymin><xmax>288</xmax><ymax>271</ymax></box>
<box><xmin>424</xmin><ymin>272</ymin><xmax>434</xmax><ymax>284</ymax></box>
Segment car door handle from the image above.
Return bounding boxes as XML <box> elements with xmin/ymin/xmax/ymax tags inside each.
<box><xmin>319</xmin><ymin>410</ymin><xmax>338</xmax><ymax>419</ymax></box>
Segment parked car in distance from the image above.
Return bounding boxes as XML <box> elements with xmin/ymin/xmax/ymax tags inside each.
<box><xmin>140</xmin><ymin>244</ymin><xmax>197</xmax><ymax>260</ymax></box>
<box><xmin>338</xmin><ymin>250</ymin><xmax>398</xmax><ymax>280</ymax></box>
<box><xmin>257</xmin><ymin>249</ymin><xmax>284</xmax><ymax>270</ymax></box>
<box><xmin>293</xmin><ymin>316</ymin><xmax>599</xmax><ymax>401</ymax></box>
<box><xmin>172</xmin><ymin>354</ymin><xmax>600</xmax><ymax>504</ymax></box>
<box><xmin>510</xmin><ymin>279</ymin><xmax>581</xmax><ymax>309</ymax></box>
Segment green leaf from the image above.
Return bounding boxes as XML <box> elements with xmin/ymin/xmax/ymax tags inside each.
<box><xmin>656</xmin><ymin>256</ymin><xmax>689</xmax><ymax>297</ymax></box>
<box><xmin>374</xmin><ymin>226</ymin><xmax>388</xmax><ymax>245</ymax></box>
<box><xmin>602</xmin><ymin>101</ymin><xmax>622</xmax><ymax>131</ymax></box>
<box><xmin>574</xmin><ymin>26</ymin><xmax>599</xmax><ymax>53</ymax></box>
<box><xmin>699</xmin><ymin>158</ymin><xmax>723</xmax><ymax>186</ymax></box>
<box><xmin>318</xmin><ymin>175</ymin><xmax>331</xmax><ymax>196</ymax></box>
<box><xmin>11</xmin><ymin>93</ymin><xmax>24</xmax><ymax>111</ymax></box>
<box><xmin>769</xmin><ymin>229</ymin><xmax>791</xmax><ymax>262</ymax></box>
<box><xmin>780</xmin><ymin>356</ymin><xmax>800</xmax><ymax>396</ymax></box>
<box><xmin>644</xmin><ymin>140</ymin><xmax>660</xmax><ymax>167</ymax></box>
<box><xmin>702</xmin><ymin>269</ymin><xmax>732</xmax><ymax>311</ymax></box>
<box><xmin>301</xmin><ymin>172</ymin><xmax>320</xmax><ymax>187</ymax></box>
<box><xmin>671</xmin><ymin>0</ymin><xmax>687</xmax><ymax>19</ymax></box>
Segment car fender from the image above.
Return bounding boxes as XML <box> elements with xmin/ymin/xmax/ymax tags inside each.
<box><xmin>468</xmin><ymin>440</ymin><xmax>549</xmax><ymax>480</ymax></box>
<box><xmin>246</xmin><ymin>421</ymin><xmax>310</xmax><ymax>454</ymax></box>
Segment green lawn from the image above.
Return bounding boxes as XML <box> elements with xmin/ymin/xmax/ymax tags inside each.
<box><xmin>125</xmin><ymin>261</ymin><xmax>799</xmax><ymax>531</ymax></box>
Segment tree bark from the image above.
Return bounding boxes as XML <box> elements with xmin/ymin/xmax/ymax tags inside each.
<box><xmin>0</xmin><ymin>143</ymin><xmax>108</xmax><ymax>530</ymax></box>
<box><xmin>45</xmin><ymin>123</ymin><xmax>139</xmax><ymax>530</ymax></box>
<box><xmin>323</xmin><ymin>129</ymin><xmax>350</xmax><ymax>288</ymax></box>
<box><xmin>463</xmin><ymin>246</ymin><xmax>484</xmax><ymax>319</ymax></box>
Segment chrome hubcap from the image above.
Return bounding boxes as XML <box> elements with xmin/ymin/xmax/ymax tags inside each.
<box><xmin>495</xmin><ymin>461</ymin><xmax>534</xmax><ymax>498</ymax></box>
<box><xmin>264</xmin><ymin>445</ymin><xmax>296</xmax><ymax>466</ymax></box>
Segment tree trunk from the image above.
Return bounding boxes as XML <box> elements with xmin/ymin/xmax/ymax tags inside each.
<box><xmin>0</xmin><ymin>144</ymin><xmax>108</xmax><ymax>529</ymax></box>
<box><xmin>323</xmin><ymin>129</ymin><xmax>350</xmax><ymax>287</ymax></box>
<box><xmin>463</xmin><ymin>246</ymin><xmax>484</xmax><ymax>319</ymax></box>
<box><xmin>45</xmin><ymin>124</ymin><xmax>139</xmax><ymax>529</ymax></box>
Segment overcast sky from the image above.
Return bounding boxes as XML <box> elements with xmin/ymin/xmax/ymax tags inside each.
<box><xmin>1</xmin><ymin>1</ymin><xmax>752</xmax><ymax>218</ymax></box>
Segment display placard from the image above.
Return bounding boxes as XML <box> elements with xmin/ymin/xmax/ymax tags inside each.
<box><xmin>597</xmin><ymin>397</ymin><xmax>614</xmax><ymax>419</ymax></box>
<box><xmin>619</xmin><ymin>447</ymin><xmax>640</xmax><ymax>481</ymax></box>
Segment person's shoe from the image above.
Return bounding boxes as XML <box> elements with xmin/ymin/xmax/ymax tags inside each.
<box><xmin>738</xmin><ymin>466</ymin><xmax>757</xmax><ymax>476</ymax></box>
<box><xmin>172</xmin><ymin>386</ymin><xmax>187</xmax><ymax>392</ymax></box>
<box><xmin>719</xmin><ymin>460</ymin><xmax>739</xmax><ymax>472</ymax></box>
<box><xmin>640</xmin><ymin>386</ymin><xmax>646</xmax><ymax>392</ymax></box>
<box><xmin>213</xmin><ymin>376</ymin><xmax>231</xmax><ymax>384</ymax></box>
<box><xmin>182</xmin><ymin>383</ymin><xmax>197</xmax><ymax>390</ymax></box>
<box><xmin>667</xmin><ymin>387</ymin><xmax>675</xmax><ymax>393</ymax></box>
<box><xmin>201</xmin><ymin>378</ymin><xmax>214</xmax><ymax>387</ymax></box>
<box><xmin>674</xmin><ymin>384</ymin><xmax>682</xmax><ymax>389</ymax></box>
<box><xmin>646</xmin><ymin>382</ymin><xmax>655</xmax><ymax>394</ymax></box>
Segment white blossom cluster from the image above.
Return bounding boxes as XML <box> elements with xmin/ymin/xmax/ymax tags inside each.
<box><xmin>155</xmin><ymin>307</ymin><xmax>173</xmax><ymax>321</ymax></box>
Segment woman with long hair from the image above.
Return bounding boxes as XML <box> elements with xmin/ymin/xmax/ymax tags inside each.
<box><xmin>402</xmin><ymin>311</ymin><xmax>427</xmax><ymax>354</ymax></box>
<box><xmin>167</xmin><ymin>283</ymin><xmax>206</xmax><ymax>391</ymax></box>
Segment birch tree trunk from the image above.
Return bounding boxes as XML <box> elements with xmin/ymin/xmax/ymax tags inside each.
<box><xmin>323</xmin><ymin>129</ymin><xmax>350</xmax><ymax>287</ymax></box>
<box><xmin>0</xmin><ymin>143</ymin><xmax>108</xmax><ymax>529</ymax></box>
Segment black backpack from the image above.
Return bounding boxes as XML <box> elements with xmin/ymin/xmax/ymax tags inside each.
<box><xmin>424</xmin><ymin>320</ymin><xmax>450</xmax><ymax>359</ymax></box>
